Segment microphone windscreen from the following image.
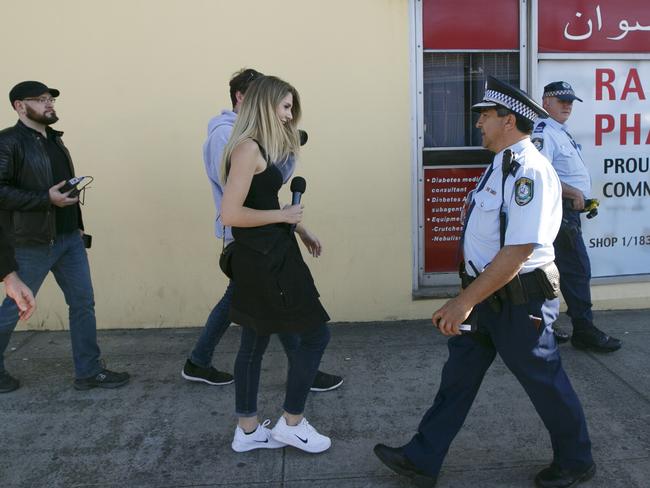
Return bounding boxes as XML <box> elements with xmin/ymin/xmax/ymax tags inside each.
<box><xmin>290</xmin><ymin>176</ymin><xmax>306</xmax><ymax>194</ymax></box>
<box><xmin>299</xmin><ymin>130</ymin><xmax>308</xmax><ymax>146</ymax></box>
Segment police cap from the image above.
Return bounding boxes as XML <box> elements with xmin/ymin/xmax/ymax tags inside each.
<box><xmin>472</xmin><ymin>76</ymin><xmax>548</xmax><ymax>122</ymax></box>
<box><xmin>543</xmin><ymin>81</ymin><xmax>583</xmax><ymax>102</ymax></box>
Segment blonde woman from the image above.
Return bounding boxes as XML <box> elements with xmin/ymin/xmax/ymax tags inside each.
<box><xmin>221</xmin><ymin>76</ymin><xmax>331</xmax><ymax>454</ymax></box>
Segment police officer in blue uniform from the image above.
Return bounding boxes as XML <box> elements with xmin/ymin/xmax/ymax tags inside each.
<box><xmin>532</xmin><ymin>82</ymin><xmax>621</xmax><ymax>352</ymax></box>
<box><xmin>374</xmin><ymin>77</ymin><xmax>595</xmax><ymax>488</ymax></box>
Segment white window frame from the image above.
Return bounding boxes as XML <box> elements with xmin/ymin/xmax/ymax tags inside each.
<box><xmin>411</xmin><ymin>0</ymin><xmax>529</xmax><ymax>295</ymax></box>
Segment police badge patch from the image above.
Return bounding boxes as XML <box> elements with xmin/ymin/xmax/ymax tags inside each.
<box><xmin>515</xmin><ymin>177</ymin><xmax>534</xmax><ymax>206</ymax></box>
<box><xmin>532</xmin><ymin>137</ymin><xmax>544</xmax><ymax>151</ymax></box>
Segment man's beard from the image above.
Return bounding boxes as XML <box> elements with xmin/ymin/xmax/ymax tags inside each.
<box><xmin>25</xmin><ymin>105</ymin><xmax>59</xmax><ymax>125</ymax></box>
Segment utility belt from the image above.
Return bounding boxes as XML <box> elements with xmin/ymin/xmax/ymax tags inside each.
<box><xmin>459</xmin><ymin>261</ymin><xmax>560</xmax><ymax>313</ymax></box>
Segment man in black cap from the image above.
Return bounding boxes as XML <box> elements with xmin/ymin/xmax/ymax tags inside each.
<box><xmin>374</xmin><ymin>77</ymin><xmax>594</xmax><ymax>488</ymax></box>
<box><xmin>532</xmin><ymin>81</ymin><xmax>621</xmax><ymax>353</ymax></box>
<box><xmin>0</xmin><ymin>81</ymin><xmax>129</xmax><ymax>393</ymax></box>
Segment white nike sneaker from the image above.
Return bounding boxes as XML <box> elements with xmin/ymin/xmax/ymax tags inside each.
<box><xmin>270</xmin><ymin>416</ymin><xmax>331</xmax><ymax>453</ymax></box>
<box><xmin>231</xmin><ymin>419</ymin><xmax>287</xmax><ymax>452</ymax></box>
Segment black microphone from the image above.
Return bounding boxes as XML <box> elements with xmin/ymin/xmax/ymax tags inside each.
<box><xmin>289</xmin><ymin>177</ymin><xmax>306</xmax><ymax>232</ymax></box>
<box><xmin>298</xmin><ymin>130</ymin><xmax>308</xmax><ymax>146</ymax></box>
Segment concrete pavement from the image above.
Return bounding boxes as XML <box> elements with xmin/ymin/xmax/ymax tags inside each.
<box><xmin>1</xmin><ymin>309</ymin><xmax>649</xmax><ymax>488</ymax></box>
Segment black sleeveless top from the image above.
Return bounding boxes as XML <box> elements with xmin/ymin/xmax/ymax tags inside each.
<box><xmin>229</xmin><ymin>142</ymin><xmax>329</xmax><ymax>334</ymax></box>
<box><xmin>242</xmin><ymin>161</ymin><xmax>282</xmax><ymax>210</ymax></box>
<box><xmin>232</xmin><ymin>163</ymin><xmax>286</xmax><ymax>255</ymax></box>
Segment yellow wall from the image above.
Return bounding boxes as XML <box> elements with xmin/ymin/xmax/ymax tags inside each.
<box><xmin>2</xmin><ymin>0</ymin><xmax>434</xmax><ymax>329</ymax></box>
<box><xmin>2</xmin><ymin>1</ymin><xmax>647</xmax><ymax>331</ymax></box>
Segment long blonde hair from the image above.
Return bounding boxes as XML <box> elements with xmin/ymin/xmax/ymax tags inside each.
<box><xmin>221</xmin><ymin>75</ymin><xmax>301</xmax><ymax>182</ymax></box>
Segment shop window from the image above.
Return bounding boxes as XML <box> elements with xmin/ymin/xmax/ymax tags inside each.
<box><xmin>423</xmin><ymin>53</ymin><xmax>520</xmax><ymax>148</ymax></box>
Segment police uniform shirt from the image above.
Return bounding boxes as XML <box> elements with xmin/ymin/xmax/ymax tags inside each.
<box><xmin>463</xmin><ymin>138</ymin><xmax>562</xmax><ymax>276</ymax></box>
<box><xmin>532</xmin><ymin>117</ymin><xmax>591</xmax><ymax>197</ymax></box>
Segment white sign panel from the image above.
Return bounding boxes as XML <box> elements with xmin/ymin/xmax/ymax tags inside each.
<box><xmin>538</xmin><ymin>60</ymin><xmax>650</xmax><ymax>278</ymax></box>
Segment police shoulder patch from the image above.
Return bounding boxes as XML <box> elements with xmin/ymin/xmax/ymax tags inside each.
<box><xmin>515</xmin><ymin>177</ymin><xmax>534</xmax><ymax>206</ymax></box>
<box><xmin>531</xmin><ymin>137</ymin><xmax>544</xmax><ymax>151</ymax></box>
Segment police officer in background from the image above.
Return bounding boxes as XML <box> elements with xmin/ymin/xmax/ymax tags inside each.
<box><xmin>374</xmin><ymin>77</ymin><xmax>595</xmax><ymax>488</ymax></box>
<box><xmin>533</xmin><ymin>82</ymin><xmax>621</xmax><ymax>352</ymax></box>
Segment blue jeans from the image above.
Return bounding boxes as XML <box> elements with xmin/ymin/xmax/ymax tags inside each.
<box><xmin>0</xmin><ymin>231</ymin><xmax>102</xmax><ymax>378</ymax></box>
<box><xmin>189</xmin><ymin>280</ymin><xmax>302</xmax><ymax>368</ymax></box>
<box><xmin>234</xmin><ymin>323</ymin><xmax>330</xmax><ymax>417</ymax></box>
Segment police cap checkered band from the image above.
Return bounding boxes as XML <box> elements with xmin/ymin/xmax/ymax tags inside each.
<box><xmin>472</xmin><ymin>76</ymin><xmax>549</xmax><ymax>122</ymax></box>
<box><xmin>482</xmin><ymin>89</ymin><xmax>538</xmax><ymax>121</ymax></box>
<box><xmin>545</xmin><ymin>89</ymin><xmax>574</xmax><ymax>97</ymax></box>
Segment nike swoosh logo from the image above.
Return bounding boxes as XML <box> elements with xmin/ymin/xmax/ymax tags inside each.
<box><xmin>295</xmin><ymin>435</ymin><xmax>308</xmax><ymax>444</ymax></box>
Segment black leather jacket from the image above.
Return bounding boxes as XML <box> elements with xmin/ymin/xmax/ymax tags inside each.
<box><xmin>0</xmin><ymin>120</ymin><xmax>83</xmax><ymax>245</ymax></box>
<box><xmin>0</xmin><ymin>224</ymin><xmax>18</xmax><ymax>279</ymax></box>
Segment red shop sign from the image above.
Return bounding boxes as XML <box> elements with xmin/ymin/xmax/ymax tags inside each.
<box><xmin>423</xmin><ymin>0</ymin><xmax>519</xmax><ymax>50</ymax></box>
<box><xmin>539</xmin><ymin>0</ymin><xmax>650</xmax><ymax>53</ymax></box>
<box><xmin>424</xmin><ymin>166</ymin><xmax>486</xmax><ymax>273</ymax></box>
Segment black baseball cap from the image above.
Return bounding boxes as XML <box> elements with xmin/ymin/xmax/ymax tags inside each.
<box><xmin>543</xmin><ymin>81</ymin><xmax>583</xmax><ymax>102</ymax></box>
<box><xmin>9</xmin><ymin>81</ymin><xmax>60</xmax><ymax>105</ymax></box>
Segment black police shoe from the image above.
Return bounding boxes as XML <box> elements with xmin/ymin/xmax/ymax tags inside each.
<box><xmin>374</xmin><ymin>444</ymin><xmax>437</xmax><ymax>487</ymax></box>
<box><xmin>181</xmin><ymin>359</ymin><xmax>233</xmax><ymax>386</ymax></box>
<box><xmin>73</xmin><ymin>369</ymin><xmax>130</xmax><ymax>390</ymax></box>
<box><xmin>310</xmin><ymin>371</ymin><xmax>343</xmax><ymax>392</ymax></box>
<box><xmin>552</xmin><ymin>324</ymin><xmax>570</xmax><ymax>344</ymax></box>
<box><xmin>534</xmin><ymin>462</ymin><xmax>596</xmax><ymax>488</ymax></box>
<box><xmin>571</xmin><ymin>326</ymin><xmax>622</xmax><ymax>353</ymax></box>
<box><xmin>0</xmin><ymin>370</ymin><xmax>20</xmax><ymax>393</ymax></box>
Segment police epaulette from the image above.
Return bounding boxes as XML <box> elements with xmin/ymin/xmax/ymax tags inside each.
<box><xmin>509</xmin><ymin>160</ymin><xmax>521</xmax><ymax>176</ymax></box>
<box><xmin>533</xmin><ymin>121</ymin><xmax>545</xmax><ymax>133</ymax></box>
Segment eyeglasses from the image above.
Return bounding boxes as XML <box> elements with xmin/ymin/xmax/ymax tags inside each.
<box><xmin>22</xmin><ymin>97</ymin><xmax>56</xmax><ymax>105</ymax></box>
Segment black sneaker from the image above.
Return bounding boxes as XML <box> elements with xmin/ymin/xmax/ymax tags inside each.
<box><xmin>181</xmin><ymin>359</ymin><xmax>233</xmax><ymax>386</ymax></box>
<box><xmin>571</xmin><ymin>326</ymin><xmax>621</xmax><ymax>353</ymax></box>
<box><xmin>74</xmin><ymin>369</ymin><xmax>130</xmax><ymax>390</ymax></box>
<box><xmin>552</xmin><ymin>324</ymin><xmax>570</xmax><ymax>344</ymax></box>
<box><xmin>310</xmin><ymin>371</ymin><xmax>343</xmax><ymax>392</ymax></box>
<box><xmin>0</xmin><ymin>370</ymin><xmax>20</xmax><ymax>393</ymax></box>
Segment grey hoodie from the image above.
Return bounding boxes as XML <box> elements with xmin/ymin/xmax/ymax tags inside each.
<box><xmin>202</xmin><ymin>110</ymin><xmax>296</xmax><ymax>240</ymax></box>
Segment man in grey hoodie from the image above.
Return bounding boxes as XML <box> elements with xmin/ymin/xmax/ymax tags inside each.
<box><xmin>182</xmin><ymin>68</ymin><xmax>343</xmax><ymax>392</ymax></box>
